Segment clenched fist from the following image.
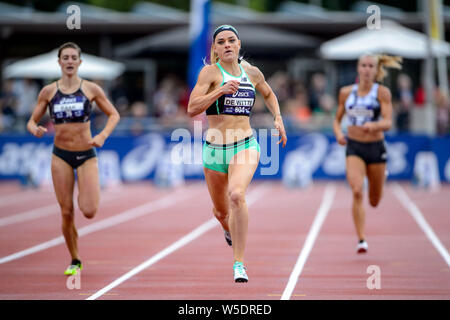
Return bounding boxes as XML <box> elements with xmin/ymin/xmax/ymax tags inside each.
<box><xmin>31</xmin><ymin>125</ymin><xmax>47</xmax><ymax>138</ymax></box>
<box><xmin>222</xmin><ymin>80</ymin><xmax>240</xmax><ymax>95</ymax></box>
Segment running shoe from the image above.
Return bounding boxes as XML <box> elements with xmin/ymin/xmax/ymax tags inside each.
<box><xmin>64</xmin><ymin>262</ymin><xmax>83</xmax><ymax>276</ymax></box>
<box><xmin>224</xmin><ymin>230</ymin><xmax>232</xmax><ymax>247</ymax></box>
<box><xmin>356</xmin><ymin>240</ymin><xmax>368</xmax><ymax>254</ymax></box>
<box><xmin>233</xmin><ymin>261</ymin><xmax>248</xmax><ymax>283</ymax></box>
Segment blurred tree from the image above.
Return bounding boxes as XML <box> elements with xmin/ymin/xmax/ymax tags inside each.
<box><xmin>151</xmin><ymin>0</ymin><xmax>190</xmax><ymax>11</ymax></box>
<box><xmin>268</xmin><ymin>0</ymin><xmax>423</xmax><ymax>11</ymax></box>
<box><xmin>88</xmin><ymin>0</ymin><xmax>139</xmax><ymax>11</ymax></box>
<box><xmin>88</xmin><ymin>0</ymin><xmax>190</xmax><ymax>11</ymax></box>
<box><xmin>249</xmin><ymin>0</ymin><xmax>270</xmax><ymax>11</ymax></box>
<box><xmin>5</xmin><ymin>0</ymin><xmax>88</xmax><ymax>11</ymax></box>
<box><xmin>322</xmin><ymin>0</ymin><xmax>343</xmax><ymax>10</ymax></box>
<box><xmin>1</xmin><ymin>0</ymin><xmax>190</xmax><ymax>12</ymax></box>
<box><xmin>214</xmin><ymin>0</ymin><xmax>270</xmax><ymax>11</ymax></box>
<box><xmin>5</xmin><ymin>0</ymin><xmax>450</xmax><ymax>12</ymax></box>
<box><xmin>214</xmin><ymin>0</ymin><xmax>235</xmax><ymax>6</ymax></box>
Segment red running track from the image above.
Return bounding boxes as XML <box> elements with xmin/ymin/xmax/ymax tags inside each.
<box><xmin>0</xmin><ymin>180</ymin><xmax>448</xmax><ymax>300</ymax></box>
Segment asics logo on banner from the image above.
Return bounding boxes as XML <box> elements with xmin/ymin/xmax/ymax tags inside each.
<box><xmin>232</xmin><ymin>91</ymin><xmax>251</xmax><ymax>98</ymax></box>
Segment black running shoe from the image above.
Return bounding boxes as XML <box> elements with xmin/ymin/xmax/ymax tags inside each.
<box><xmin>224</xmin><ymin>230</ymin><xmax>232</xmax><ymax>247</ymax></box>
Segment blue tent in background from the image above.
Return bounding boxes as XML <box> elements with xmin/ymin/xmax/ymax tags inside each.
<box><xmin>188</xmin><ymin>0</ymin><xmax>210</xmax><ymax>90</ymax></box>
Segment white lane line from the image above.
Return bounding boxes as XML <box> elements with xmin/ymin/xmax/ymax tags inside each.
<box><xmin>0</xmin><ymin>189</ymin><xmax>35</xmax><ymax>204</ymax></box>
<box><xmin>0</xmin><ymin>189</ymin><xmax>122</xmax><ymax>227</ymax></box>
<box><xmin>281</xmin><ymin>183</ymin><xmax>336</xmax><ymax>300</ymax></box>
<box><xmin>0</xmin><ymin>191</ymin><xmax>53</xmax><ymax>208</ymax></box>
<box><xmin>0</xmin><ymin>190</ymin><xmax>193</xmax><ymax>265</ymax></box>
<box><xmin>86</xmin><ymin>183</ymin><xmax>271</xmax><ymax>300</ymax></box>
<box><xmin>392</xmin><ymin>183</ymin><xmax>450</xmax><ymax>267</ymax></box>
<box><xmin>0</xmin><ymin>204</ymin><xmax>59</xmax><ymax>227</ymax></box>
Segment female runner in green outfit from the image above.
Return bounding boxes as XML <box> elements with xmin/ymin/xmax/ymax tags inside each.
<box><xmin>188</xmin><ymin>25</ymin><xmax>287</xmax><ymax>282</ymax></box>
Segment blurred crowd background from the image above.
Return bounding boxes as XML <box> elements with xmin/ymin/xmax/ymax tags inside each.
<box><xmin>1</xmin><ymin>0</ymin><xmax>450</xmax><ymax>136</ymax></box>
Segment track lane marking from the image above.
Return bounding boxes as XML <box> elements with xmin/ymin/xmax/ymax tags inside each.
<box><xmin>280</xmin><ymin>183</ymin><xmax>336</xmax><ymax>300</ymax></box>
<box><xmin>0</xmin><ymin>190</ymin><xmax>54</xmax><ymax>208</ymax></box>
<box><xmin>0</xmin><ymin>203</ymin><xmax>59</xmax><ymax>227</ymax></box>
<box><xmin>0</xmin><ymin>190</ymin><xmax>118</xmax><ymax>227</ymax></box>
<box><xmin>0</xmin><ymin>187</ymin><xmax>128</xmax><ymax>226</ymax></box>
<box><xmin>392</xmin><ymin>183</ymin><xmax>450</xmax><ymax>267</ymax></box>
<box><xmin>86</xmin><ymin>183</ymin><xmax>271</xmax><ymax>300</ymax></box>
<box><xmin>0</xmin><ymin>190</ymin><xmax>195</xmax><ymax>265</ymax></box>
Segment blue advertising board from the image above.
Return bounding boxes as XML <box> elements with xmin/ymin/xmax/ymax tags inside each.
<box><xmin>0</xmin><ymin>131</ymin><xmax>449</xmax><ymax>185</ymax></box>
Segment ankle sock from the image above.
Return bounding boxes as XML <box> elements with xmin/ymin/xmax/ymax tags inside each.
<box><xmin>71</xmin><ymin>259</ymin><xmax>82</xmax><ymax>266</ymax></box>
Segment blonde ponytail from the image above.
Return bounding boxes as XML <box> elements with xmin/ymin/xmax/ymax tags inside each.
<box><xmin>375</xmin><ymin>54</ymin><xmax>403</xmax><ymax>82</ymax></box>
<box><xmin>359</xmin><ymin>54</ymin><xmax>403</xmax><ymax>82</ymax></box>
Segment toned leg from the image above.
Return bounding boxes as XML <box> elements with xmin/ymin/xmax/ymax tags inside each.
<box><xmin>367</xmin><ymin>163</ymin><xmax>386</xmax><ymax>208</ymax></box>
<box><xmin>346</xmin><ymin>156</ymin><xmax>367</xmax><ymax>241</ymax></box>
<box><xmin>51</xmin><ymin>155</ymin><xmax>78</xmax><ymax>260</ymax></box>
<box><xmin>227</xmin><ymin>149</ymin><xmax>260</xmax><ymax>263</ymax></box>
<box><xmin>76</xmin><ymin>157</ymin><xmax>100</xmax><ymax>219</ymax></box>
<box><xmin>204</xmin><ymin>167</ymin><xmax>230</xmax><ymax>232</ymax></box>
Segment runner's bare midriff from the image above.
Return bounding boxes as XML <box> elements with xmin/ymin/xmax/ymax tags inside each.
<box><xmin>206</xmin><ymin>115</ymin><xmax>253</xmax><ymax>144</ymax></box>
<box><xmin>54</xmin><ymin>122</ymin><xmax>93</xmax><ymax>151</ymax></box>
<box><xmin>347</xmin><ymin>125</ymin><xmax>384</xmax><ymax>143</ymax></box>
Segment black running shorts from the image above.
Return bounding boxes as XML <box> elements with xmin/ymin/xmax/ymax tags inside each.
<box><xmin>52</xmin><ymin>145</ymin><xmax>97</xmax><ymax>169</ymax></box>
<box><xmin>345</xmin><ymin>138</ymin><xmax>387</xmax><ymax>165</ymax></box>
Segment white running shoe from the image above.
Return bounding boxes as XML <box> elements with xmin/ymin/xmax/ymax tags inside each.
<box><xmin>224</xmin><ymin>230</ymin><xmax>232</xmax><ymax>247</ymax></box>
<box><xmin>356</xmin><ymin>240</ymin><xmax>368</xmax><ymax>254</ymax></box>
<box><xmin>233</xmin><ymin>261</ymin><xmax>248</xmax><ymax>283</ymax></box>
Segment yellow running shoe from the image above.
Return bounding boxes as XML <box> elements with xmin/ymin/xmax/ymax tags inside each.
<box><xmin>64</xmin><ymin>262</ymin><xmax>83</xmax><ymax>276</ymax></box>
